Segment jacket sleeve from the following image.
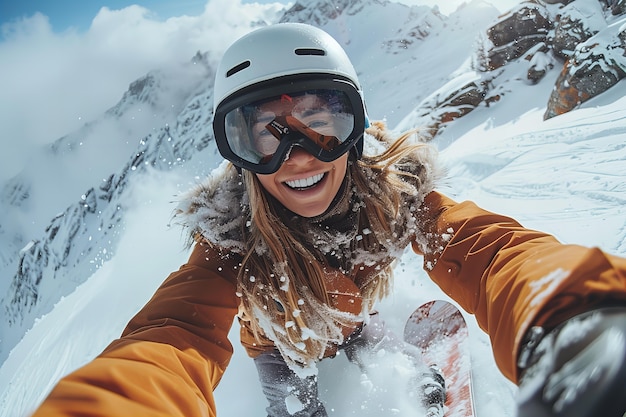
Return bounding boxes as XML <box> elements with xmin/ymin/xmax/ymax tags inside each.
<box><xmin>414</xmin><ymin>191</ymin><xmax>626</xmax><ymax>383</ymax></box>
<box><xmin>31</xmin><ymin>241</ymin><xmax>241</xmax><ymax>417</ymax></box>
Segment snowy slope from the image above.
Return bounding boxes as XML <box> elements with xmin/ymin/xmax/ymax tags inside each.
<box><xmin>1</xmin><ymin>1</ymin><xmax>626</xmax><ymax>416</ymax></box>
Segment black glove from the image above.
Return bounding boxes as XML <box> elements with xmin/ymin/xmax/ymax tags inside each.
<box><xmin>517</xmin><ymin>307</ymin><xmax>626</xmax><ymax>417</ymax></box>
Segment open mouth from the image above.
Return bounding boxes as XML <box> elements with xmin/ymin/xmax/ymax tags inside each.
<box><xmin>284</xmin><ymin>173</ymin><xmax>325</xmax><ymax>190</ymax></box>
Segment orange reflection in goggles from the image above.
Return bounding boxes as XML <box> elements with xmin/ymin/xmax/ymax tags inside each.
<box><xmin>264</xmin><ymin>116</ymin><xmax>340</xmax><ymax>151</ymax></box>
<box><xmin>251</xmin><ymin>94</ymin><xmax>341</xmax><ymax>156</ymax></box>
<box><xmin>284</xmin><ymin>116</ymin><xmax>340</xmax><ymax>150</ymax></box>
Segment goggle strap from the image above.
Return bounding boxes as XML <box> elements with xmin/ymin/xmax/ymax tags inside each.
<box><xmin>265</xmin><ymin>117</ymin><xmax>290</xmax><ymax>140</ymax></box>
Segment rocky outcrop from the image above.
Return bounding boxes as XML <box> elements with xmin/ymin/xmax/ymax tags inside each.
<box><xmin>484</xmin><ymin>0</ymin><xmax>607</xmax><ymax>70</ymax></box>
<box><xmin>474</xmin><ymin>0</ymin><xmax>626</xmax><ymax>120</ymax></box>
<box><xmin>400</xmin><ymin>0</ymin><xmax>625</xmax><ymax>135</ymax></box>
<box><xmin>552</xmin><ymin>0</ymin><xmax>609</xmax><ymax>59</ymax></box>
<box><xmin>609</xmin><ymin>0</ymin><xmax>626</xmax><ymax>15</ymax></box>
<box><xmin>528</xmin><ymin>45</ymin><xmax>555</xmax><ymax>82</ymax></box>
<box><xmin>545</xmin><ymin>18</ymin><xmax>626</xmax><ymax>118</ymax></box>
<box><xmin>486</xmin><ymin>2</ymin><xmax>553</xmax><ymax>70</ymax></box>
<box><xmin>402</xmin><ymin>75</ymin><xmax>489</xmax><ymax>140</ymax></box>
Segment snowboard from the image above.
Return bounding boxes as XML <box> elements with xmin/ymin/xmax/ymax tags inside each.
<box><xmin>403</xmin><ymin>300</ymin><xmax>475</xmax><ymax>417</ymax></box>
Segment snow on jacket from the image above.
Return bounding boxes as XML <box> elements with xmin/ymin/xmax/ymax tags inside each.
<box><xmin>31</xmin><ymin>146</ymin><xmax>626</xmax><ymax>416</ymax></box>
<box><xmin>171</xmin><ymin>130</ymin><xmax>440</xmax><ymax>367</ymax></box>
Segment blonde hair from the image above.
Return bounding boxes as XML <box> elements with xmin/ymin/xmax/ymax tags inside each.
<box><xmin>238</xmin><ymin>122</ymin><xmax>430</xmax><ymax>369</ymax></box>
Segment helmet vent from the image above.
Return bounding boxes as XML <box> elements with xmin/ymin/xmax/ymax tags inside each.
<box><xmin>226</xmin><ymin>60</ymin><xmax>251</xmax><ymax>77</ymax></box>
<box><xmin>294</xmin><ymin>48</ymin><xmax>326</xmax><ymax>56</ymax></box>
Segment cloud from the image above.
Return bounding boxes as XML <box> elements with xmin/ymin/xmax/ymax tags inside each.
<box><xmin>0</xmin><ymin>0</ymin><xmax>284</xmax><ymax>182</ymax></box>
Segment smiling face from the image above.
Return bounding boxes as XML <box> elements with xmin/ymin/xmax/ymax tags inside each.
<box><xmin>255</xmin><ymin>148</ymin><xmax>349</xmax><ymax>218</ymax></box>
<box><xmin>250</xmin><ymin>93</ymin><xmax>351</xmax><ymax>217</ymax></box>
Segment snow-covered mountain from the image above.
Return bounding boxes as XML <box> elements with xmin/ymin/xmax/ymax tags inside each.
<box><xmin>1</xmin><ymin>1</ymin><xmax>625</xmax><ymax>416</ymax></box>
<box><xmin>0</xmin><ymin>52</ymin><xmax>215</xmax><ymax>360</ymax></box>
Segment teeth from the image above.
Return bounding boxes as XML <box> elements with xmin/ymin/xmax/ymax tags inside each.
<box><xmin>285</xmin><ymin>173</ymin><xmax>324</xmax><ymax>189</ymax></box>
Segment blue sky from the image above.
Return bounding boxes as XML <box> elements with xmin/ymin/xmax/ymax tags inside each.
<box><xmin>1</xmin><ymin>0</ymin><xmax>275</xmax><ymax>32</ymax></box>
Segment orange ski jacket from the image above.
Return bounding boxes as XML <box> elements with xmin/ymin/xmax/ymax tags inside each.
<box><xmin>31</xmin><ymin>191</ymin><xmax>626</xmax><ymax>417</ymax></box>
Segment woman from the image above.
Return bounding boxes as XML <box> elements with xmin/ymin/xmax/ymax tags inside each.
<box><xmin>32</xmin><ymin>23</ymin><xmax>626</xmax><ymax>417</ymax></box>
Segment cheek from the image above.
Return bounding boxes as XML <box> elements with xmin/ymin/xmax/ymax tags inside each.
<box><xmin>255</xmin><ymin>174</ymin><xmax>274</xmax><ymax>193</ymax></box>
<box><xmin>333</xmin><ymin>156</ymin><xmax>349</xmax><ymax>180</ymax></box>
<box><xmin>254</xmin><ymin>173</ymin><xmax>284</xmax><ymax>204</ymax></box>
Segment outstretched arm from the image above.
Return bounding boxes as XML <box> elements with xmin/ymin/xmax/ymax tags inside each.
<box><xmin>414</xmin><ymin>191</ymin><xmax>626</xmax><ymax>383</ymax></box>
<box><xmin>32</xmin><ymin>242</ymin><xmax>241</xmax><ymax>417</ymax></box>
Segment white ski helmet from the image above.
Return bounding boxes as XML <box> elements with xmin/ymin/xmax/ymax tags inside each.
<box><xmin>212</xmin><ymin>23</ymin><xmax>368</xmax><ymax>173</ymax></box>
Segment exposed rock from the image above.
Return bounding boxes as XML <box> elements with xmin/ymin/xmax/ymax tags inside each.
<box><xmin>476</xmin><ymin>0</ymin><xmax>625</xmax><ymax>119</ymax></box>
<box><xmin>409</xmin><ymin>75</ymin><xmax>487</xmax><ymax>139</ymax></box>
<box><xmin>552</xmin><ymin>0</ymin><xmax>607</xmax><ymax>60</ymax></box>
<box><xmin>488</xmin><ymin>3</ymin><xmax>552</xmax><ymax>47</ymax></box>
<box><xmin>440</xmin><ymin>82</ymin><xmax>486</xmax><ymax>116</ymax></box>
<box><xmin>610</xmin><ymin>0</ymin><xmax>626</xmax><ymax>15</ymax></box>
<box><xmin>545</xmin><ymin>64</ymin><xmax>591</xmax><ymax>118</ymax></box>
<box><xmin>545</xmin><ymin>18</ymin><xmax>626</xmax><ymax>119</ymax></box>
<box><xmin>553</xmin><ymin>15</ymin><xmax>593</xmax><ymax>58</ymax></box>
<box><xmin>527</xmin><ymin>45</ymin><xmax>555</xmax><ymax>83</ymax></box>
<box><xmin>486</xmin><ymin>2</ymin><xmax>553</xmax><ymax>70</ymax></box>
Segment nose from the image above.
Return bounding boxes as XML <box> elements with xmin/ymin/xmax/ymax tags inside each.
<box><xmin>283</xmin><ymin>145</ymin><xmax>316</xmax><ymax>165</ymax></box>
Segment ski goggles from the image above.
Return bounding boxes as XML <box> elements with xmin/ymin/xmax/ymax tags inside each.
<box><xmin>213</xmin><ymin>77</ymin><xmax>366</xmax><ymax>174</ymax></box>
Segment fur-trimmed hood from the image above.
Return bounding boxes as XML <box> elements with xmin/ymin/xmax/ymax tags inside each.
<box><xmin>174</xmin><ymin>159</ymin><xmax>248</xmax><ymax>252</ymax></box>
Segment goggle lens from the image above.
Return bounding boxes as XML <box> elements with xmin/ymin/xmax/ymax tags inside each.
<box><xmin>221</xmin><ymin>88</ymin><xmax>359</xmax><ymax>172</ymax></box>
